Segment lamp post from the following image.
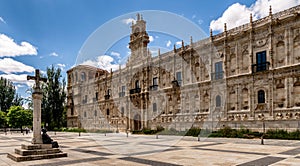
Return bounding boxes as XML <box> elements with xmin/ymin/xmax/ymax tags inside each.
<box><xmin>261</xmin><ymin>115</ymin><xmax>265</xmax><ymax>145</ymax></box>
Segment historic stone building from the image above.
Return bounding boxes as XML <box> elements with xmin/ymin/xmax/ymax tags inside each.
<box><xmin>67</xmin><ymin>6</ymin><xmax>300</xmax><ymax>132</ymax></box>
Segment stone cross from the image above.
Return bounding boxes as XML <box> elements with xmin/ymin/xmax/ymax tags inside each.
<box><xmin>27</xmin><ymin>69</ymin><xmax>47</xmax><ymax>144</ymax></box>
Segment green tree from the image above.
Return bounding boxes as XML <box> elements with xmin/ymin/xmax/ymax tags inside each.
<box><xmin>0</xmin><ymin>111</ymin><xmax>6</xmax><ymax>128</ymax></box>
<box><xmin>6</xmin><ymin>106</ymin><xmax>32</xmax><ymax>132</ymax></box>
<box><xmin>0</xmin><ymin>77</ymin><xmax>23</xmax><ymax>113</ymax></box>
<box><xmin>42</xmin><ymin>65</ymin><xmax>66</xmax><ymax>130</ymax></box>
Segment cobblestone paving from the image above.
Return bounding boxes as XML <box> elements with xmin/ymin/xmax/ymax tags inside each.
<box><xmin>0</xmin><ymin>132</ymin><xmax>300</xmax><ymax>165</ymax></box>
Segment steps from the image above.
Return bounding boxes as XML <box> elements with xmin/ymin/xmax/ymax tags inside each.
<box><xmin>7</xmin><ymin>144</ymin><xmax>67</xmax><ymax>162</ymax></box>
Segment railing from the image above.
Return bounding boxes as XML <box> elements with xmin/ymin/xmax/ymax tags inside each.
<box><xmin>211</xmin><ymin>71</ymin><xmax>224</xmax><ymax>80</ymax></box>
<box><xmin>119</xmin><ymin>92</ymin><xmax>125</xmax><ymax>97</ymax></box>
<box><xmin>104</xmin><ymin>94</ymin><xmax>110</xmax><ymax>100</ymax></box>
<box><xmin>150</xmin><ymin>85</ymin><xmax>158</xmax><ymax>91</ymax></box>
<box><xmin>252</xmin><ymin>62</ymin><xmax>270</xmax><ymax>73</ymax></box>
<box><xmin>129</xmin><ymin>88</ymin><xmax>141</xmax><ymax>94</ymax></box>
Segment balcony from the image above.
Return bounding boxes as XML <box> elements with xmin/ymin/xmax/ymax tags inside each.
<box><xmin>150</xmin><ymin>85</ymin><xmax>158</xmax><ymax>91</ymax></box>
<box><xmin>104</xmin><ymin>94</ymin><xmax>110</xmax><ymax>100</ymax></box>
<box><xmin>211</xmin><ymin>71</ymin><xmax>224</xmax><ymax>80</ymax></box>
<box><xmin>252</xmin><ymin>62</ymin><xmax>270</xmax><ymax>73</ymax></box>
<box><xmin>129</xmin><ymin>88</ymin><xmax>141</xmax><ymax>94</ymax></box>
<box><xmin>119</xmin><ymin>92</ymin><xmax>125</xmax><ymax>97</ymax></box>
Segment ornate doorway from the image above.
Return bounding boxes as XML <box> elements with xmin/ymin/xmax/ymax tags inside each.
<box><xmin>133</xmin><ymin>114</ymin><xmax>141</xmax><ymax>130</ymax></box>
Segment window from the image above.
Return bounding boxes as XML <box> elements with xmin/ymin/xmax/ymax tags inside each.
<box><xmin>135</xmin><ymin>80</ymin><xmax>140</xmax><ymax>89</ymax></box>
<box><xmin>153</xmin><ymin>103</ymin><xmax>157</xmax><ymax>112</ymax></box>
<box><xmin>119</xmin><ymin>86</ymin><xmax>126</xmax><ymax>97</ymax></box>
<box><xmin>94</xmin><ymin>110</ymin><xmax>97</xmax><ymax>117</ymax></box>
<box><xmin>107</xmin><ymin>89</ymin><xmax>111</xmax><ymax>95</ymax></box>
<box><xmin>81</xmin><ymin>72</ymin><xmax>86</xmax><ymax>81</ymax></box>
<box><xmin>106</xmin><ymin>109</ymin><xmax>110</xmax><ymax>116</ymax></box>
<box><xmin>121</xmin><ymin>107</ymin><xmax>124</xmax><ymax>117</ymax></box>
<box><xmin>258</xmin><ymin>90</ymin><xmax>265</xmax><ymax>103</ymax></box>
<box><xmin>216</xmin><ymin>95</ymin><xmax>221</xmax><ymax>107</ymax></box>
<box><xmin>153</xmin><ymin>77</ymin><xmax>158</xmax><ymax>86</ymax></box>
<box><xmin>95</xmin><ymin>92</ymin><xmax>98</xmax><ymax>100</ymax></box>
<box><xmin>256</xmin><ymin>51</ymin><xmax>267</xmax><ymax>72</ymax></box>
<box><xmin>84</xmin><ymin>111</ymin><xmax>87</xmax><ymax>118</ymax></box>
<box><xmin>214</xmin><ymin>62</ymin><xmax>223</xmax><ymax>80</ymax></box>
<box><xmin>176</xmin><ymin>71</ymin><xmax>182</xmax><ymax>86</ymax></box>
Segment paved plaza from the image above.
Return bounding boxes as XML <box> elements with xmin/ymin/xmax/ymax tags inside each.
<box><xmin>1</xmin><ymin>132</ymin><xmax>300</xmax><ymax>165</ymax></box>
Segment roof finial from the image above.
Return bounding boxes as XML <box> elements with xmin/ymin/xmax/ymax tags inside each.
<box><xmin>173</xmin><ymin>44</ymin><xmax>176</xmax><ymax>52</ymax></box>
<box><xmin>250</xmin><ymin>13</ymin><xmax>253</xmax><ymax>23</ymax></box>
<box><xmin>158</xmin><ymin>48</ymin><xmax>160</xmax><ymax>57</ymax></box>
<box><xmin>224</xmin><ymin>23</ymin><xmax>227</xmax><ymax>32</ymax></box>
<box><xmin>190</xmin><ymin>36</ymin><xmax>193</xmax><ymax>45</ymax></box>
<box><xmin>137</xmin><ymin>13</ymin><xmax>141</xmax><ymax>21</ymax></box>
<box><xmin>182</xmin><ymin>40</ymin><xmax>184</xmax><ymax>48</ymax></box>
<box><xmin>141</xmin><ymin>14</ymin><xmax>143</xmax><ymax>20</ymax></box>
<box><xmin>210</xmin><ymin>29</ymin><xmax>213</xmax><ymax>37</ymax></box>
<box><xmin>269</xmin><ymin>5</ymin><xmax>272</xmax><ymax>16</ymax></box>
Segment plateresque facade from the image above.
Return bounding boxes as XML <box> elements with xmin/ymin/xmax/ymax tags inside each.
<box><xmin>67</xmin><ymin>6</ymin><xmax>300</xmax><ymax>132</ymax></box>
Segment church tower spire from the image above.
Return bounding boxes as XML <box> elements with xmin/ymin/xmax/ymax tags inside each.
<box><xmin>128</xmin><ymin>13</ymin><xmax>150</xmax><ymax>66</ymax></box>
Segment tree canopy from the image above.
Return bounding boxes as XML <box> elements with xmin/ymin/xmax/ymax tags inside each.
<box><xmin>42</xmin><ymin>65</ymin><xmax>66</xmax><ymax>130</ymax></box>
<box><xmin>0</xmin><ymin>77</ymin><xmax>23</xmax><ymax>113</ymax></box>
<box><xmin>6</xmin><ymin>106</ymin><xmax>32</xmax><ymax>131</ymax></box>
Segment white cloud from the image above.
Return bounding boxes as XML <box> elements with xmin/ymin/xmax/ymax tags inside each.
<box><xmin>0</xmin><ymin>17</ymin><xmax>6</xmax><ymax>24</ymax></box>
<box><xmin>0</xmin><ymin>58</ymin><xmax>35</xmax><ymax>74</ymax></box>
<box><xmin>192</xmin><ymin>14</ymin><xmax>196</xmax><ymax>19</ymax></box>
<box><xmin>56</xmin><ymin>63</ymin><xmax>66</xmax><ymax>71</ymax></box>
<box><xmin>122</xmin><ymin>18</ymin><xmax>136</xmax><ymax>25</ymax></box>
<box><xmin>50</xmin><ymin>52</ymin><xmax>58</xmax><ymax>57</ymax></box>
<box><xmin>0</xmin><ymin>74</ymin><xmax>34</xmax><ymax>87</ymax></box>
<box><xmin>149</xmin><ymin>36</ymin><xmax>154</xmax><ymax>42</ymax></box>
<box><xmin>210</xmin><ymin>0</ymin><xmax>300</xmax><ymax>32</ymax></box>
<box><xmin>110</xmin><ymin>51</ymin><xmax>121</xmax><ymax>58</ymax></box>
<box><xmin>176</xmin><ymin>41</ymin><xmax>182</xmax><ymax>46</ymax></box>
<box><xmin>81</xmin><ymin>55</ymin><xmax>119</xmax><ymax>71</ymax></box>
<box><xmin>0</xmin><ymin>34</ymin><xmax>37</xmax><ymax>57</ymax></box>
<box><xmin>166</xmin><ymin>40</ymin><xmax>172</xmax><ymax>47</ymax></box>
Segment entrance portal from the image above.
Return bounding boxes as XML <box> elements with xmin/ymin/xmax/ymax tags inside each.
<box><xmin>133</xmin><ymin>114</ymin><xmax>141</xmax><ymax>130</ymax></box>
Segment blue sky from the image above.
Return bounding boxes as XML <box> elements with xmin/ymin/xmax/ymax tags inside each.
<box><xmin>0</xmin><ymin>0</ymin><xmax>299</xmax><ymax>103</ymax></box>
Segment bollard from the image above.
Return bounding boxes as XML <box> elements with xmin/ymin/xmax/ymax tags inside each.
<box><xmin>55</xmin><ymin>131</ymin><xmax>56</xmax><ymax>135</ymax></box>
<box><xmin>104</xmin><ymin>132</ymin><xmax>106</xmax><ymax>136</ymax></box>
<box><xmin>79</xmin><ymin>131</ymin><xmax>81</xmax><ymax>136</ymax></box>
<box><xmin>261</xmin><ymin>135</ymin><xmax>264</xmax><ymax>145</ymax></box>
<box><xmin>126</xmin><ymin>132</ymin><xmax>128</xmax><ymax>137</ymax></box>
<box><xmin>198</xmin><ymin>135</ymin><xmax>200</xmax><ymax>142</ymax></box>
<box><xmin>156</xmin><ymin>134</ymin><xmax>158</xmax><ymax>139</ymax></box>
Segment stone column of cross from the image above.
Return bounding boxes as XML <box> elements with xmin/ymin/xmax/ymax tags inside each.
<box><xmin>27</xmin><ymin>69</ymin><xmax>47</xmax><ymax>144</ymax></box>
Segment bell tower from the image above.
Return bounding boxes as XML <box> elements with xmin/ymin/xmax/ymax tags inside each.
<box><xmin>128</xmin><ymin>13</ymin><xmax>150</xmax><ymax>65</ymax></box>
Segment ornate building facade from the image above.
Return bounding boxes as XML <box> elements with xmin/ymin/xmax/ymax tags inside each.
<box><xmin>67</xmin><ymin>6</ymin><xmax>300</xmax><ymax>132</ymax></box>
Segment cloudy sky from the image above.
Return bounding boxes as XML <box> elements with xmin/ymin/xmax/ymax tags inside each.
<box><xmin>0</xmin><ymin>0</ymin><xmax>299</xmax><ymax>100</ymax></box>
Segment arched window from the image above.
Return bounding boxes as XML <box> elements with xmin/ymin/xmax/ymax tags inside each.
<box><xmin>258</xmin><ymin>90</ymin><xmax>265</xmax><ymax>103</ymax></box>
<box><xmin>153</xmin><ymin>103</ymin><xmax>157</xmax><ymax>112</ymax></box>
<box><xmin>81</xmin><ymin>72</ymin><xmax>86</xmax><ymax>81</ymax></box>
<box><xmin>216</xmin><ymin>95</ymin><xmax>221</xmax><ymax>107</ymax></box>
<box><xmin>135</xmin><ymin>80</ymin><xmax>140</xmax><ymax>89</ymax></box>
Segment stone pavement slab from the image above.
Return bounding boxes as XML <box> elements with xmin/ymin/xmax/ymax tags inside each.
<box><xmin>0</xmin><ymin>132</ymin><xmax>300</xmax><ymax>165</ymax></box>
